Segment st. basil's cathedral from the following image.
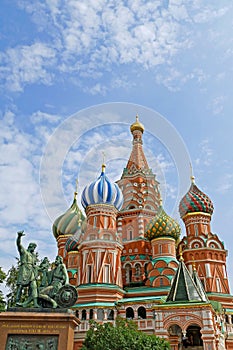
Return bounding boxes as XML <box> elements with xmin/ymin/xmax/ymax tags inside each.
<box><xmin>52</xmin><ymin>116</ymin><xmax>233</xmax><ymax>350</ymax></box>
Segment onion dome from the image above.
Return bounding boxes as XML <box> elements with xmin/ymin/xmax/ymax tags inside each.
<box><xmin>130</xmin><ymin>115</ymin><xmax>144</xmax><ymax>133</ymax></box>
<box><xmin>53</xmin><ymin>191</ymin><xmax>85</xmax><ymax>239</ymax></box>
<box><xmin>145</xmin><ymin>204</ymin><xmax>181</xmax><ymax>242</ymax></box>
<box><xmin>179</xmin><ymin>176</ymin><xmax>214</xmax><ymax>218</ymax></box>
<box><xmin>81</xmin><ymin>164</ymin><xmax>123</xmax><ymax>210</ymax></box>
<box><xmin>65</xmin><ymin>236</ymin><xmax>79</xmax><ymax>253</ymax></box>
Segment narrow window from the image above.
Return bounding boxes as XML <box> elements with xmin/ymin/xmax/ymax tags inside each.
<box><xmin>104</xmin><ymin>216</ymin><xmax>108</xmax><ymax>229</ymax></box>
<box><xmin>89</xmin><ymin>309</ymin><xmax>94</xmax><ymax>320</ymax></box>
<box><xmin>87</xmin><ymin>265</ymin><xmax>92</xmax><ymax>283</ymax></box>
<box><xmin>104</xmin><ymin>264</ymin><xmax>110</xmax><ymax>283</ymax></box>
<box><xmin>194</xmin><ymin>224</ymin><xmax>198</xmax><ymax>237</ymax></box>
<box><xmin>216</xmin><ymin>278</ymin><xmax>221</xmax><ymax>293</ymax></box>
<box><xmin>82</xmin><ymin>310</ymin><xmax>87</xmax><ymax>320</ymax></box>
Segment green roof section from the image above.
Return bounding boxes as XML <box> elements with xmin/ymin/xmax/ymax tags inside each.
<box><xmin>124</xmin><ymin>286</ymin><xmax>170</xmax><ymax>294</ymax></box>
<box><xmin>152</xmin><ymin>256</ymin><xmax>178</xmax><ymax>265</ymax></box>
<box><xmin>73</xmin><ymin>302</ymin><xmax>116</xmax><ymax>308</ymax></box>
<box><xmin>117</xmin><ymin>296</ymin><xmax>162</xmax><ymax>304</ymax></box>
<box><xmin>77</xmin><ymin>283</ymin><xmax>125</xmax><ymax>294</ymax></box>
<box><xmin>166</xmin><ymin>259</ymin><xmax>207</xmax><ymax>303</ymax></box>
<box><xmin>192</xmin><ymin>268</ymin><xmax>208</xmax><ymax>302</ymax></box>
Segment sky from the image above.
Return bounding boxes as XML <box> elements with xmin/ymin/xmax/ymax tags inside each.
<box><xmin>0</xmin><ymin>0</ymin><xmax>233</xmax><ymax>294</ymax></box>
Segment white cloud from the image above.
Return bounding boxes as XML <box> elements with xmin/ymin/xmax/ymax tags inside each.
<box><xmin>216</xmin><ymin>174</ymin><xmax>233</xmax><ymax>194</ymax></box>
<box><xmin>30</xmin><ymin>111</ymin><xmax>62</xmax><ymax>124</ymax></box>
<box><xmin>0</xmin><ymin>110</ymin><xmax>61</xmax><ymax>272</ymax></box>
<box><xmin>209</xmin><ymin>96</ymin><xmax>226</xmax><ymax>115</ymax></box>
<box><xmin>0</xmin><ymin>1</ymin><xmax>227</xmax><ymax>92</ymax></box>
<box><xmin>195</xmin><ymin>138</ymin><xmax>213</xmax><ymax>167</ymax></box>
<box><xmin>0</xmin><ymin>43</ymin><xmax>56</xmax><ymax>92</ymax></box>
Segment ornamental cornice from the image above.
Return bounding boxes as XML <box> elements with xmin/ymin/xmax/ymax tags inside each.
<box><xmin>79</xmin><ymin>240</ymin><xmax>123</xmax><ymax>250</ymax></box>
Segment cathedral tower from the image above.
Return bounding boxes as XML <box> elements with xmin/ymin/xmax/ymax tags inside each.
<box><xmin>178</xmin><ymin>176</ymin><xmax>230</xmax><ymax>296</ymax></box>
<box><xmin>77</xmin><ymin>163</ymin><xmax>124</xmax><ymax>304</ymax></box>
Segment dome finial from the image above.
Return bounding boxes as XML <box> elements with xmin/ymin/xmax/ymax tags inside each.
<box><xmin>102</xmin><ymin>151</ymin><xmax>106</xmax><ymax>173</ymax></box>
<box><xmin>130</xmin><ymin>114</ymin><xmax>144</xmax><ymax>133</ymax></box>
<box><xmin>190</xmin><ymin>162</ymin><xmax>195</xmax><ymax>184</ymax></box>
<box><xmin>179</xmin><ymin>245</ymin><xmax>184</xmax><ymax>262</ymax></box>
<box><xmin>192</xmin><ymin>257</ymin><xmax>196</xmax><ymax>271</ymax></box>
<box><xmin>74</xmin><ymin>178</ymin><xmax>78</xmax><ymax>199</ymax></box>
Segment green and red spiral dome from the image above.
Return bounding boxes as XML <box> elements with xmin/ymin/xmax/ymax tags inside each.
<box><xmin>179</xmin><ymin>181</ymin><xmax>214</xmax><ymax>218</ymax></box>
<box><xmin>145</xmin><ymin>206</ymin><xmax>180</xmax><ymax>242</ymax></box>
<box><xmin>65</xmin><ymin>236</ymin><xmax>79</xmax><ymax>253</ymax></box>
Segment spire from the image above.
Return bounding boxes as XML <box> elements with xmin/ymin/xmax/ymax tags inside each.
<box><xmin>124</xmin><ymin>115</ymin><xmax>150</xmax><ymax>175</ymax></box>
<box><xmin>166</xmin><ymin>259</ymin><xmax>207</xmax><ymax>303</ymax></box>
<box><xmin>102</xmin><ymin>151</ymin><xmax>106</xmax><ymax>173</ymax></box>
<box><xmin>74</xmin><ymin>178</ymin><xmax>78</xmax><ymax>199</ymax></box>
<box><xmin>190</xmin><ymin>162</ymin><xmax>195</xmax><ymax>184</ymax></box>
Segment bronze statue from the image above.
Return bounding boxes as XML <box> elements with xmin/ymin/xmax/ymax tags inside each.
<box><xmin>16</xmin><ymin>231</ymin><xmax>40</xmax><ymax>308</ymax></box>
<box><xmin>15</xmin><ymin>231</ymin><xmax>77</xmax><ymax>309</ymax></box>
<box><xmin>39</xmin><ymin>255</ymin><xmax>70</xmax><ymax>308</ymax></box>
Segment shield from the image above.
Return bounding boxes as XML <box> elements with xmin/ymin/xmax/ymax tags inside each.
<box><xmin>55</xmin><ymin>285</ymin><xmax>78</xmax><ymax>308</ymax></box>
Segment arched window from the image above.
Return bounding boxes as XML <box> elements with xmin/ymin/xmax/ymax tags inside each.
<box><xmin>107</xmin><ymin>309</ymin><xmax>114</xmax><ymax>320</ymax></box>
<box><xmin>89</xmin><ymin>309</ymin><xmax>93</xmax><ymax>320</ymax></box>
<box><xmin>135</xmin><ymin>263</ymin><xmax>141</xmax><ymax>277</ymax></box>
<box><xmin>82</xmin><ymin>310</ymin><xmax>86</xmax><ymax>320</ymax></box>
<box><xmin>75</xmin><ymin>310</ymin><xmax>79</xmax><ymax>318</ymax></box>
<box><xmin>127</xmin><ymin>227</ymin><xmax>133</xmax><ymax>240</ymax></box>
<box><xmin>126</xmin><ymin>307</ymin><xmax>134</xmax><ymax>319</ymax></box>
<box><xmin>125</xmin><ymin>264</ymin><xmax>132</xmax><ymax>283</ymax></box>
<box><xmin>97</xmin><ymin>309</ymin><xmax>104</xmax><ymax>320</ymax></box>
<box><xmin>138</xmin><ymin>306</ymin><xmax>146</xmax><ymax>319</ymax></box>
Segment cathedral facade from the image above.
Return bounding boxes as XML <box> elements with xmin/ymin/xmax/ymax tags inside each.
<box><xmin>53</xmin><ymin>117</ymin><xmax>233</xmax><ymax>350</ymax></box>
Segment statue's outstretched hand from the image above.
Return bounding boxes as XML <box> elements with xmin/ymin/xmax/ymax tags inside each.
<box><xmin>17</xmin><ymin>230</ymin><xmax>25</xmax><ymax>237</ymax></box>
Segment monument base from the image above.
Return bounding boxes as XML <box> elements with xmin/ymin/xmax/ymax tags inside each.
<box><xmin>0</xmin><ymin>309</ymin><xmax>80</xmax><ymax>350</ymax></box>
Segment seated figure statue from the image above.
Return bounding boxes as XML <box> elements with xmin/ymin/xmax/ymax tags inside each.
<box><xmin>39</xmin><ymin>255</ymin><xmax>77</xmax><ymax>308</ymax></box>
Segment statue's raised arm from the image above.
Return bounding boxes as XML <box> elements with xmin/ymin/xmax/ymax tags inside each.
<box><xmin>16</xmin><ymin>230</ymin><xmax>25</xmax><ymax>255</ymax></box>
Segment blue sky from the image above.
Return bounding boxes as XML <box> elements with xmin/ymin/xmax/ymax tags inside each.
<box><xmin>0</xmin><ymin>0</ymin><xmax>233</xmax><ymax>292</ymax></box>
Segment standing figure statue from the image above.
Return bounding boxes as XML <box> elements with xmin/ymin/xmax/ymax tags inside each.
<box><xmin>16</xmin><ymin>231</ymin><xmax>40</xmax><ymax>308</ymax></box>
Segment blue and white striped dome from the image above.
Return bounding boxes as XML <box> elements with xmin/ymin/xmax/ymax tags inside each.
<box><xmin>81</xmin><ymin>165</ymin><xmax>123</xmax><ymax>211</ymax></box>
